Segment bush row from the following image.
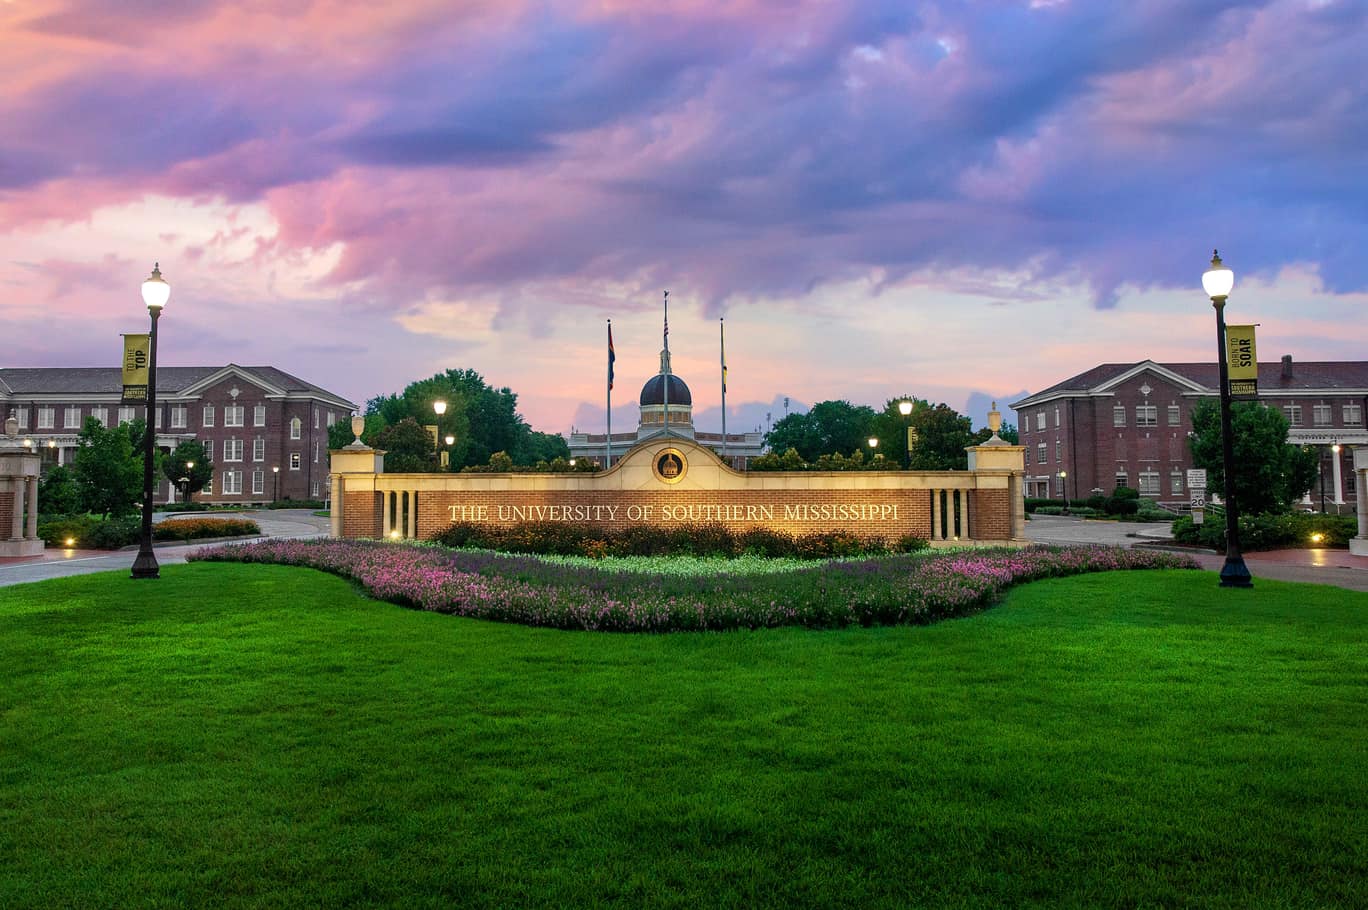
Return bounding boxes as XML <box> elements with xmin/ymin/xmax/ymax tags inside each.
<box><xmin>1171</xmin><ymin>511</ymin><xmax>1357</xmax><ymax>550</ymax></box>
<box><xmin>37</xmin><ymin>515</ymin><xmax>140</xmax><ymax>549</ymax></box>
<box><xmin>153</xmin><ymin>517</ymin><xmax>262</xmax><ymax>542</ymax></box>
<box><xmin>432</xmin><ymin>520</ymin><xmax>929</xmax><ymax>559</ymax></box>
<box><xmin>156</xmin><ymin>499</ymin><xmax>326</xmax><ymax>513</ymax></box>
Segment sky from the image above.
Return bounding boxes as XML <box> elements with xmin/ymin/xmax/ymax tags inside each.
<box><xmin>2</xmin><ymin>0</ymin><xmax>1365</xmax><ymax>437</ymax></box>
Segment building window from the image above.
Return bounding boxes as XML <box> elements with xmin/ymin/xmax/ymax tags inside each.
<box><xmin>225</xmin><ymin>404</ymin><xmax>244</xmax><ymax>427</ymax></box>
<box><xmin>153</xmin><ymin>407</ymin><xmax>161</xmax><ymax>429</ymax></box>
<box><xmin>1113</xmin><ymin>405</ymin><xmax>1126</xmax><ymax>428</ymax></box>
<box><xmin>90</xmin><ymin>407</ymin><xmax>107</xmax><ymax>426</ymax></box>
<box><xmin>1283</xmin><ymin>404</ymin><xmax>1302</xmax><ymax>427</ymax></box>
<box><xmin>202</xmin><ymin>474</ymin><xmax>213</xmax><ymax>494</ymax></box>
<box><xmin>64</xmin><ymin>406</ymin><xmax>82</xmax><ymax>428</ymax></box>
<box><xmin>202</xmin><ymin>440</ymin><xmax>213</xmax><ymax>460</ymax></box>
<box><xmin>1171</xmin><ymin>470</ymin><xmax>1184</xmax><ymax>495</ymax></box>
<box><xmin>313</xmin><ymin>441</ymin><xmax>320</xmax><ymax>463</ymax></box>
<box><xmin>118</xmin><ymin>406</ymin><xmax>135</xmax><ymax>425</ymax></box>
<box><xmin>203</xmin><ymin>405</ymin><xmax>215</xmax><ymax>427</ymax></box>
<box><xmin>252</xmin><ymin>469</ymin><xmax>264</xmax><ymax>496</ymax></box>
<box><xmin>1035</xmin><ymin>411</ymin><xmax>1045</xmax><ymax>431</ymax></box>
<box><xmin>253</xmin><ymin>437</ymin><xmax>265</xmax><ymax>462</ymax></box>
<box><xmin>1167</xmin><ymin>404</ymin><xmax>1180</xmax><ymax>427</ymax></box>
<box><xmin>314</xmin><ymin>408</ymin><xmax>319</xmax><ymax>429</ymax></box>
<box><xmin>327</xmin><ymin>411</ymin><xmax>335</xmax><ymax>427</ymax></box>
<box><xmin>12</xmin><ymin>407</ymin><xmax>28</xmax><ymax>429</ymax></box>
<box><xmin>1036</xmin><ymin>443</ymin><xmax>1047</xmax><ymax>464</ymax></box>
<box><xmin>224</xmin><ymin>438</ymin><xmax>243</xmax><ymax>462</ymax></box>
<box><xmin>254</xmin><ymin>404</ymin><xmax>266</xmax><ymax>427</ymax></box>
<box><xmin>1135</xmin><ymin>405</ymin><xmax>1157</xmax><ymax>428</ymax></box>
<box><xmin>1053</xmin><ymin>407</ymin><xmax>1060</xmax><ymax>428</ymax></box>
<box><xmin>222</xmin><ymin>470</ymin><xmax>242</xmax><ymax>495</ymax></box>
<box><xmin>38</xmin><ymin>406</ymin><xmax>54</xmax><ymax>429</ymax></box>
<box><xmin>1344</xmin><ymin>403</ymin><xmax>1362</xmax><ymax>426</ymax></box>
<box><xmin>1313</xmin><ymin>403</ymin><xmax>1332</xmax><ymax>427</ymax></box>
<box><xmin>311</xmin><ymin>480</ymin><xmax>319</xmax><ymax>498</ymax></box>
<box><xmin>290</xmin><ymin>417</ymin><xmax>301</xmax><ymax>440</ymax></box>
<box><xmin>169</xmin><ymin>405</ymin><xmax>186</xmax><ymax>428</ymax></box>
<box><xmin>290</xmin><ymin>452</ymin><xmax>301</xmax><ymax>470</ymax></box>
<box><xmin>1138</xmin><ymin>470</ymin><xmax>1160</xmax><ymax>495</ymax></box>
<box><xmin>1115</xmin><ymin>471</ymin><xmax>1128</xmax><ymax>489</ymax></box>
<box><xmin>1055</xmin><ymin>439</ymin><xmax>1062</xmax><ymax>462</ymax></box>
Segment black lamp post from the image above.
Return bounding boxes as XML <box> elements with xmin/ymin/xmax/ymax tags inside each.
<box><xmin>131</xmin><ymin>263</ymin><xmax>169</xmax><ymax>579</ymax></box>
<box><xmin>1203</xmin><ymin>250</ymin><xmax>1252</xmax><ymax>588</ymax></box>
<box><xmin>272</xmin><ymin>465</ymin><xmax>280</xmax><ymax>503</ymax></box>
<box><xmin>433</xmin><ymin>400</ymin><xmax>447</xmax><ymax>468</ymax></box>
<box><xmin>899</xmin><ymin>399</ymin><xmax>913</xmax><ymax>469</ymax></box>
<box><xmin>1059</xmin><ymin>470</ymin><xmax>1069</xmax><ymax>515</ymax></box>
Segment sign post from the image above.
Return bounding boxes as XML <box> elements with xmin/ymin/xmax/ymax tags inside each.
<box><xmin>1187</xmin><ymin>468</ymin><xmax>1208</xmax><ymax>525</ymax></box>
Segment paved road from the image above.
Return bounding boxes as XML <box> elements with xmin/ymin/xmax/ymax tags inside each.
<box><xmin>1026</xmin><ymin>513</ymin><xmax>1368</xmax><ymax>592</ymax></box>
<box><xmin>0</xmin><ymin>509</ymin><xmax>329</xmax><ymax>588</ymax></box>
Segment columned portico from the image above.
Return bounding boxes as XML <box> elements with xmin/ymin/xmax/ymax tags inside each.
<box><xmin>1</xmin><ymin>417</ymin><xmax>44</xmax><ymax>558</ymax></box>
<box><xmin>1352</xmin><ymin>447</ymin><xmax>1368</xmax><ymax>558</ymax></box>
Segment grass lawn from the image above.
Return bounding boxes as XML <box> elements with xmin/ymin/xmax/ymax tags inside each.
<box><xmin>2</xmin><ymin>564</ymin><xmax>1365</xmax><ymax>908</ymax></box>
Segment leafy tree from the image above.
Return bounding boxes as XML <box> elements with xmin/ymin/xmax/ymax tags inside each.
<box><xmin>764</xmin><ymin>400</ymin><xmax>877</xmax><ymax>461</ymax></box>
<box><xmin>161</xmin><ymin>440</ymin><xmax>214</xmax><ymax>503</ymax></box>
<box><xmin>997</xmin><ymin>423</ymin><xmax>1020</xmax><ymax>445</ymax></box>
<box><xmin>869</xmin><ymin>398</ymin><xmax>982</xmax><ymax>470</ymax></box>
<box><xmin>373</xmin><ymin>418</ymin><xmax>439</xmax><ymax>473</ymax></box>
<box><xmin>519</xmin><ymin>430</ymin><xmax>571</xmax><ymax>464</ymax></box>
<box><xmin>38</xmin><ymin>465</ymin><xmax>83</xmax><ymax>515</ymax></box>
<box><xmin>327</xmin><ymin>413</ymin><xmax>386</xmax><ymax>452</ymax></box>
<box><xmin>1188</xmin><ymin>400</ymin><xmax>1319</xmax><ymax>515</ymax></box>
<box><xmin>71</xmin><ymin>416</ymin><xmax>145</xmax><ymax>519</ymax></box>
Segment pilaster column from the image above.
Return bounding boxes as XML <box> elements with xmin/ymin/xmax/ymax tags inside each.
<box><xmin>407</xmin><ymin>491</ymin><xmax>417</xmax><ymax>538</ymax></box>
<box><xmin>330</xmin><ymin>474</ymin><xmax>344</xmax><ymax>537</ymax></box>
<box><xmin>9</xmin><ymin>482</ymin><xmax>22</xmax><ymax>540</ymax></box>
<box><xmin>930</xmin><ymin>489</ymin><xmax>941</xmax><ymax>541</ymax></box>
<box><xmin>382</xmin><ymin>491</ymin><xmax>393</xmax><ymax>538</ymax></box>
<box><xmin>26</xmin><ymin>476</ymin><xmax>39</xmax><ymax>539</ymax></box>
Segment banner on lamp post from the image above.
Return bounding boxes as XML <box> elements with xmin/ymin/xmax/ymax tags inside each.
<box><xmin>1226</xmin><ymin>324</ymin><xmax>1258</xmax><ymax>398</ymax></box>
<box><xmin>121</xmin><ymin>334</ymin><xmax>150</xmax><ymax>404</ymax></box>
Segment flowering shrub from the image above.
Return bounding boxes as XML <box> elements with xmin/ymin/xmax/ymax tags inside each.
<box><xmin>154</xmin><ymin>517</ymin><xmax>261</xmax><ymax>542</ymax></box>
<box><xmin>189</xmin><ymin>539</ymin><xmax>1199</xmax><ymax>633</ymax></box>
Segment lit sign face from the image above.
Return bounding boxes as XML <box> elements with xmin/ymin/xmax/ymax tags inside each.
<box><xmin>652</xmin><ymin>447</ymin><xmax>687</xmax><ymax>484</ymax></box>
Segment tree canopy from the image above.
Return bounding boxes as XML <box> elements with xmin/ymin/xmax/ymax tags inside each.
<box><xmin>71</xmin><ymin>416</ymin><xmax>145</xmax><ymax>518</ymax></box>
<box><xmin>161</xmin><ymin>440</ymin><xmax>214</xmax><ymax>503</ymax></box>
<box><xmin>1188</xmin><ymin>400</ymin><xmax>1318</xmax><ymax>515</ymax></box>
<box><xmin>767</xmin><ymin>396</ymin><xmax>987</xmax><ymax>469</ymax></box>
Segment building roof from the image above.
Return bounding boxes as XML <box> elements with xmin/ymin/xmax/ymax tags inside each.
<box><xmin>0</xmin><ymin>364</ymin><xmax>355</xmax><ymax>408</ymax></box>
<box><xmin>639</xmin><ymin>374</ymin><xmax>692</xmax><ymax>407</ymax></box>
<box><xmin>1012</xmin><ymin>358</ymin><xmax>1368</xmax><ymax>409</ymax></box>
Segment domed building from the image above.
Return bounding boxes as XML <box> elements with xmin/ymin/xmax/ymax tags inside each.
<box><xmin>566</xmin><ymin>304</ymin><xmax>765</xmax><ymax>468</ymax></box>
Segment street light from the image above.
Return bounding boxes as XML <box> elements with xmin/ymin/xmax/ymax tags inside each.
<box><xmin>433</xmin><ymin>400</ymin><xmax>447</xmax><ymax>467</ymax></box>
<box><xmin>442</xmin><ymin>433</ymin><xmax>455</xmax><ymax>468</ymax></box>
<box><xmin>182</xmin><ymin>460</ymin><xmax>194</xmax><ymax>505</ymax></box>
<box><xmin>272</xmin><ymin>465</ymin><xmax>280</xmax><ymax>503</ymax></box>
<box><xmin>1058</xmin><ymin>470</ymin><xmax>1069</xmax><ymax>515</ymax></box>
<box><xmin>898</xmin><ymin>400</ymin><xmax>914</xmax><ymax>469</ymax></box>
<box><xmin>131</xmin><ymin>262</ymin><xmax>169</xmax><ymax>580</ymax></box>
<box><xmin>1202</xmin><ymin>250</ymin><xmax>1252</xmax><ymax>588</ymax></box>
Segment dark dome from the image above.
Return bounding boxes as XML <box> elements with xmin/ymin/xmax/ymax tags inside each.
<box><xmin>639</xmin><ymin>374</ymin><xmax>692</xmax><ymax>407</ymax></box>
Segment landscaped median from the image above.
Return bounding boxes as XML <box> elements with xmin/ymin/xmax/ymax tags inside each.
<box><xmin>188</xmin><ymin>539</ymin><xmax>1199</xmax><ymax>632</ymax></box>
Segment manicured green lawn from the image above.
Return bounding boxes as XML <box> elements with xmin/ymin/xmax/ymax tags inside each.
<box><xmin>2</xmin><ymin>564</ymin><xmax>1364</xmax><ymax>908</ymax></box>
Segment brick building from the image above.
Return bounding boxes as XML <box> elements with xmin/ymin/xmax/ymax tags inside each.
<box><xmin>1011</xmin><ymin>356</ymin><xmax>1366</xmax><ymax>510</ymax></box>
<box><xmin>0</xmin><ymin>365</ymin><xmax>356</xmax><ymax>504</ymax></box>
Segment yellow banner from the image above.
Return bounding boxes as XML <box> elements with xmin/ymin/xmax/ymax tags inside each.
<box><xmin>121</xmin><ymin>334</ymin><xmax>150</xmax><ymax>403</ymax></box>
<box><xmin>1226</xmin><ymin>324</ymin><xmax>1258</xmax><ymax>398</ymax></box>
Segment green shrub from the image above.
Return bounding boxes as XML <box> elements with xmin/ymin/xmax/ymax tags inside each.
<box><xmin>736</xmin><ymin>526</ymin><xmax>797</xmax><ymax>557</ymax></box>
<box><xmin>37</xmin><ymin>514</ymin><xmax>99</xmax><ymax>548</ymax></box>
<box><xmin>894</xmin><ymin>533</ymin><xmax>930</xmax><ymax>553</ymax></box>
<box><xmin>153</xmin><ymin>517</ymin><xmax>261</xmax><ymax>542</ymax></box>
<box><xmin>1171</xmin><ymin>511</ymin><xmax>1357</xmax><ymax>550</ymax></box>
<box><xmin>87</xmin><ymin>516</ymin><xmax>141</xmax><ymax>549</ymax></box>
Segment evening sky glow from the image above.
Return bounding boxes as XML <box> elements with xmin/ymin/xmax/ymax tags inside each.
<box><xmin>2</xmin><ymin>0</ymin><xmax>1365</xmax><ymax>435</ymax></box>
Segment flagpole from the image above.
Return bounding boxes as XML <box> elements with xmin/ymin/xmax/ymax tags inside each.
<box><xmin>606</xmin><ymin>319</ymin><xmax>613</xmax><ymax>469</ymax></box>
<box><xmin>720</xmin><ymin>317</ymin><xmax>727</xmax><ymax>465</ymax></box>
<box><xmin>662</xmin><ymin>290</ymin><xmax>670</xmax><ymax>438</ymax></box>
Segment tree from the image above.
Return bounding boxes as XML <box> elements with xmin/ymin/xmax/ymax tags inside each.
<box><xmin>374</xmin><ymin>418</ymin><xmax>439</xmax><ymax>473</ymax></box>
<box><xmin>71</xmin><ymin>416</ymin><xmax>145</xmax><ymax>518</ymax></box>
<box><xmin>1188</xmin><ymin>400</ymin><xmax>1319</xmax><ymax>515</ymax></box>
<box><xmin>38</xmin><ymin>465</ymin><xmax>83</xmax><ymax>516</ymax></box>
<box><xmin>868</xmin><ymin>398</ymin><xmax>982</xmax><ymax>470</ymax></box>
<box><xmin>764</xmin><ymin>400</ymin><xmax>877</xmax><ymax>461</ymax></box>
<box><xmin>161</xmin><ymin>441</ymin><xmax>214</xmax><ymax>504</ymax></box>
<box><xmin>997</xmin><ymin>423</ymin><xmax>1020</xmax><ymax>445</ymax></box>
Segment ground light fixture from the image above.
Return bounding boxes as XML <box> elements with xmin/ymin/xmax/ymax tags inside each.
<box><xmin>131</xmin><ymin>263</ymin><xmax>169</xmax><ymax>580</ymax></box>
<box><xmin>1202</xmin><ymin>250</ymin><xmax>1252</xmax><ymax>588</ymax></box>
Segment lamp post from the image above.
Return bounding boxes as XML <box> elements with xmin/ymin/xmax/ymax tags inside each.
<box><xmin>443</xmin><ymin>434</ymin><xmax>455</xmax><ymax>469</ymax></box>
<box><xmin>1332</xmin><ymin>442</ymin><xmax>1342</xmax><ymax>513</ymax></box>
<box><xmin>131</xmin><ymin>263</ymin><xmax>169</xmax><ymax>579</ymax></box>
<box><xmin>867</xmin><ymin>437</ymin><xmax>879</xmax><ymax>462</ymax></box>
<box><xmin>433</xmin><ymin>400</ymin><xmax>447</xmax><ymax>468</ymax></box>
<box><xmin>899</xmin><ymin>400</ymin><xmax>914</xmax><ymax>469</ymax></box>
<box><xmin>1059</xmin><ymin>470</ymin><xmax>1069</xmax><ymax>515</ymax></box>
<box><xmin>272</xmin><ymin>465</ymin><xmax>280</xmax><ymax>503</ymax></box>
<box><xmin>182</xmin><ymin>460</ymin><xmax>194</xmax><ymax>505</ymax></box>
<box><xmin>1319</xmin><ymin>448</ymin><xmax>1328</xmax><ymax>514</ymax></box>
<box><xmin>1202</xmin><ymin>250</ymin><xmax>1252</xmax><ymax>588</ymax></box>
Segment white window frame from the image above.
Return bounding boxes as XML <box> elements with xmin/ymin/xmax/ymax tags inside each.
<box><xmin>1112</xmin><ymin>405</ymin><xmax>1126</xmax><ymax>428</ymax></box>
<box><xmin>252</xmin><ymin>469</ymin><xmax>265</xmax><ymax>496</ymax></box>
<box><xmin>1115</xmin><ymin>471</ymin><xmax>1128</xmax><ymax>489</ymax></box>
<box><xmin>222</xmin><ymin>470</ymin><xmax>242</xmax><ymax>495</ymax></box>
<box><xmin>290</xmin><ymin>417</ymin><xmax>301</xmax><ymax>440</ymax></box>
<box><xmin>1135</xmin><ymin>404</ymin><xmax>1157</xmax><ymax>428</ymax></box>
<box><xmin>202</xmin><ymin>439</ymin><xmax>213</xmax><ymax>460</ymax></box>
<box><xmin>171</xmin><ymin>405</ymin><xmax>187</xmax><ymax>429</ymax></box>
<box><xmin>314</xmin><ymin>408</ymin><xmax>319</xmax><ymax>429</ymax></box>
<box><xmin>12</xmin><ymin>407</ymin><xmax>28</xmax><ymax>429</ymax></box>
<box><xmin>1036</xmin><ymin>443</ymin><xmax>1047</xmax><ymax>465</ymax></box>
<box><xmin>224</xmin><ymin>438</ymin><xmax>243</xmax><ymax>462</ymax></box>
<box><xmin>118</xmin><ymin>406</ymin><xmax>135</xmax><ymax>425</ymax></box>
<box><xmin>1167</xmin><ymin>404</ymin><xmax>1180</xmax><ymax>427</ymax></box>
<box><xmin>1138</xmin><ymin>469</ymin><xmax>1161</xmax><ymax>495</ymax></box>
<box><xmin>1170</xmin><ymin>470</ymin><xmax>1184</xmax><ymax>495</ymax></box>
<box><xmin>203</xmin><ymin>405</ymin><xmax>215</xmax><ymax>427</ymax></box>
<box><xmin>1284</xmin><ymin>404</ymin><xmax>1302</xmax><ymax>427</ymax></box>
<box><xmin>38</xmin><ymin>406</ymin><xmax>54</xmax><ymax>429</ymax></box>
<box><xmin>290</xmin><ymin>452</ymin><xmax>301</xmax><ymax>471</ymax></box>
<box><xmin>64</xmin><ymin>406</ymin><xmax>82</xmax><ymax>428</ymax></box>
<box><xmin>254</xmin><ymin>404</ymin><xmax>266</xmax><ymax>427</ymax></box>
<box><xmin>313</xmin><ymin>440</ymin><xmax>319</xmax><ymax>463</ymax></box>
<box><xmin>1035</xmin><ymin>411</ymin><xmax>1045</xmax><ymax>431</ymax></box>
<box><xmin>327</xmin><ymin>411</ymin><xmax>335</xmax><ymax>427</ymax></box>
<box><xmin>1312</xmin><ymin>403</ymin><xmax>1331</xmax><ymax>427</ymax></box>
<box><xmin>202</xmin><ymin>474</ymin><xmax>213</xmax><ymax>494</ymax></box>
<box><xmin>225</xmin><ymin>404</ymin><xmax>244</xmax><ymax>427</ymax></box>
<box><xmin>1344</xmin><ymin>403</ymin><xmax>1363</xmax><ymax>426</ymax></box>
<box><xmin>90</xmin><ymin>406</ymin><xmax>107</xmax><ymax>426</ymax></box>
<box><xmin>253</xmin><ymin>437</ymin><xmax>265</xmax><ymax>462</ymax></box>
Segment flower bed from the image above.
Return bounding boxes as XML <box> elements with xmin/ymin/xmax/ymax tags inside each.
<box><xmin>188</xmin><ymin>539</ymin><xmax>1200</xmax><ymax>633</ymax></box>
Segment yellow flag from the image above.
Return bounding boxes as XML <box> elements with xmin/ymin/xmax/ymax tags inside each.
<box><xmin>121</xmin><ymin>334</ymin><xmax>150</xmax><ymax>403</ymax></box>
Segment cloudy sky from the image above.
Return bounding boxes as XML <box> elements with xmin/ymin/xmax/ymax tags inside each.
<box><xmin>2</xmin><ymin>0</ymin><xmax>1364</xmax><ymax>435</ymax></box>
